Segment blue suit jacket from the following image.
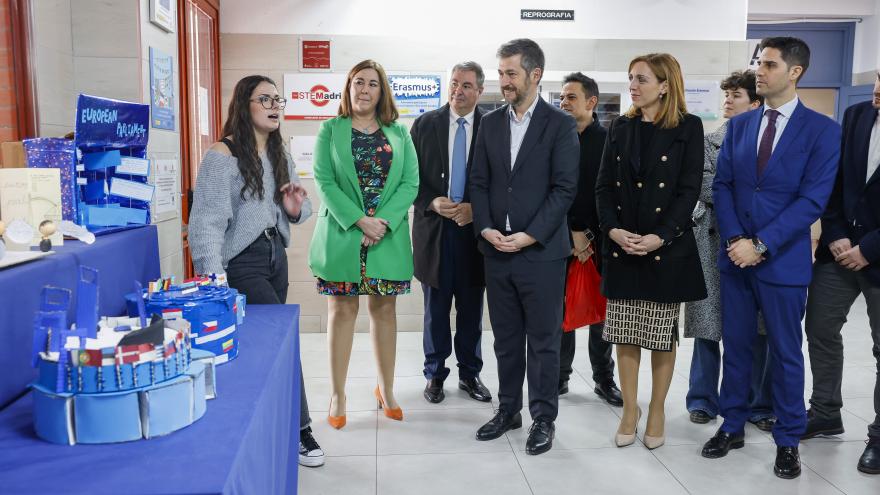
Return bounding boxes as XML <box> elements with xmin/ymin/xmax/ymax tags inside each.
<box><xmin>712</xmin><ymin>101</ymin><xmax>841</xmax><ymax>286</ymax></box>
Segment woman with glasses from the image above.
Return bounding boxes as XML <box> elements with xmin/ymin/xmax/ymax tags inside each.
<box><xmin>308</xmin><ymin>60</ymin><xmax>419</xmax><ymax>428</ymax></box>
<box><xmin>189</xmin><ymin>75</ymin><xmax>325</xmax><ymax>468</ymax></box>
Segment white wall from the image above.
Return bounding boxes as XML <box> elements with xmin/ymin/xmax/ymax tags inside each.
<box><xmin>221</xmin><ymin>0</ymin><xmax>748</xmax><ymax>41</ymax></box>
<box><xmin>30</xmin><ymin>0</ymin><xmax>184</xmax><ymax>282</ymax></box>
<box><xmin>748</xmin><ymin>0</ymin><xmax>877</xmax><ymax>17</ymax></box>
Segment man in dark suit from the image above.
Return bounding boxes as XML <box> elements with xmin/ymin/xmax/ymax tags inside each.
<box><xmin>802</xmin><ymin>70</ymin><xmax>880</xmax><ymax>475</ymax></box>
<box><xmin>556</xmin><ymin>72</ymin><xmax>621</xmax><ymax>406</ymax></box>
<box><xmin>470</xmin><ymin>38</ymin><xmax>579</xmax><ymax>455</ymax></box>
<box><xmin>704</xmin><ymin>37</ymin><xmax>841</xmax><ymax>479</ymax></box>
<box><xmin>411</xmin><ymin>62</ymin><xmax>491</xmax><ymax>405</ymax></box>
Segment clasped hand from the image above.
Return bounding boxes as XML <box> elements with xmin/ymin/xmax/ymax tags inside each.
<box><xmin>571</xmin><ymin>231</ymin><xmax>594</xmax><ymax>263</ymax></box>
<box><xmin>357</xmin><ymin>216</ymin><xmax>389</xmax><ymax>247</ymax></box>
<box><xmin>830</xmin><ymin>238</ymin><xmax>869</xmax><ymax>271</ymax></box>
<box><xmin>727</xmin><ymin>238</ymin><xmax>764</xmax><ymax>267</ymax></box>
<box><xmin>431</xmin><ymin>197</ymin><xmax>473</xmax><ymax>226</ymax></box>
<box><xmin>609</xmin><ymin>229</ymin><xmax>662</xmax><ymax>255</ymax></box>
<box><xmin>481</xmin><ymin>229</ymin><xmax>536</xmax><ymax>253</ymax></box>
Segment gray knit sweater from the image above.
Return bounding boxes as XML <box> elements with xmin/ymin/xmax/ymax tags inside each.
<box><xmin>189</xmin><ymin>149</ymin><xmax>312</xmax><ymax>274</ymax></box>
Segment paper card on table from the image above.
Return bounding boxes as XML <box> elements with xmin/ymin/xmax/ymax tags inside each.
<box><xmin>110</xmin><ymin>178</ymin><xmax>154</xmax><ymax>202</ymax></box>
<box><xmin>84</xmin><ymin>179</ymin><xmax>108</xmax><ymax>201</ymax></box>
<box><xmin>83</xmin><ymin>150</ymin><xmax>122</xmax><ymax>171</ymax></box>
<box><xmin>85</xmin><ymin>205</ymin><xmax>148</xmax><ymax>226</ymax></box>
<box><xmin>116</xmin><ymin>157</ymin><xmax>150</xmax><ymax>176</ymax></box>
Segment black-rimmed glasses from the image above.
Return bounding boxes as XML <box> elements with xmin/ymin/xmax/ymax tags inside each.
<box><xmin>251</xmin><ymin>95</ymin><xmax>287</xmax><ymax>109</ymax></box>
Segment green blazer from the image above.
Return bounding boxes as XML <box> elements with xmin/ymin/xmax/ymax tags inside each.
<box><xmin>308</xmin><ymin>116</ymin><xmax>419</xmax><ymax>283</ymax></box>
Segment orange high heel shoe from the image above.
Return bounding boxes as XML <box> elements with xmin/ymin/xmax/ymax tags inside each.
<box><xmin>374</xmin><ymin>386</ymin><xmax>403</xmax><ymax>421</ymax></box>
<box><xmin>327</xmin><ymin>396</ymin><xmax>346</xmax><ymax>429</ymax></box>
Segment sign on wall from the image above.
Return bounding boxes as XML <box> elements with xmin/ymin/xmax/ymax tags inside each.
<box><xmin>149</xmin><ymin>47</ymin><xmax>175</xmax><ymax>130</ymax></box>
<box><xmin>685</xmin><ymin>80</ymin><xmax>720</xmax><ymax>120</ymax></box>
<box><xmin>289</xmin><ymin>136</ymin><xmax>317</xmax><ymax>178</ymax></box>
<box><xmin>388</xmin><ymin>75</ymin><xmax>442</xmax><ymax>117</ymax></box>
<box><xmin>284</xmin><ymin>73</ymin><xmax>346</xmax><ymax>120</ymax></box>
<box><xmin>300</xmin><ymin>38</ymin><xmax>331</xmax><ymax>70</ymax></box>
<box><xmin>520</xmin><ymin>9</ymin><xmax>574</xmax><ymax>21</ymax></box>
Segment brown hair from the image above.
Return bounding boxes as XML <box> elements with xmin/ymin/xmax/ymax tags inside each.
<box><xmin>625</xmin><ymin>53</ymin><xmax>687</xmax><ymax>129</ymax></box>
<box><xmin>720</xmin><ymin>70</ymin><xmax>763</xmax><ymax>105</ymax></box>
<box><xmin>223</xmin><ymin>75</ymin><xmax>290</xmax><ymax>204</ymax></box>
<box><xmin>338</xmin><ymin>59</ymin><xmax>399</xmax><ymax>126</ymax></box>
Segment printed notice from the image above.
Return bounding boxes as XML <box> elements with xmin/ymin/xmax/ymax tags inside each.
<box><xmin>153</xmin><ymin>158</ymin><xmax>179</xmax><ymax>214</ymax></box>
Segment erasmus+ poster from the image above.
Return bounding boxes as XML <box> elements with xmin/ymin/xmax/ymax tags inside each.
<box><xmin>149</xmin><ymin>47</ymin><xmax>175</xmax><ymax>130</ymax></box>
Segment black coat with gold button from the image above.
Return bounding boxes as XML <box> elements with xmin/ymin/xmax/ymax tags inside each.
<box><xmin>595</xmin><ymin>113</ymin><xmax>707</xmax><ymax>303</ymax></box>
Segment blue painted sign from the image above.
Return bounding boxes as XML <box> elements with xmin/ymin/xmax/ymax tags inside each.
<box><xmin>388</xmin><ymin>75</ymin><xmax>442</xmax><ymax>117</ymax></box>
<box><xmin>149</xmin><ymin>47</ymin><xmax>175</xmax><ymax>130</ymax></box>
<box><xmin>75</xmin><ymin>94</ymin><xmax>150</xmax><ymax>149</ymax></box>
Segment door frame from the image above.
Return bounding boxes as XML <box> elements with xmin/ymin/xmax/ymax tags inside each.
<box><xmin>9</xmin><ymin>0</ymin><xmax>37</xmax><ymax>138</ymax></box>
<box><xmin>177</xmin><ymin>0</ymin><xmax>221</xmax><ymax>277</ymax></box>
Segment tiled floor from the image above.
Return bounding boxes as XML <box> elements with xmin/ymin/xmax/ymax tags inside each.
<box><xmin>298</xmin><ymin>296</ymin><xmax>880</xmax><ymax>495</ymax></box>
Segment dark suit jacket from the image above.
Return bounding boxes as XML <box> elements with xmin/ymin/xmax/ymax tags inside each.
<box><xmin>713</xmin><ymin>101</ymin><xmax>841</xmax><ymax>287</ymax></box>
<box><xmin>569</xmin><ymin>116</ymin><xmax>607</xmax><ymax>273</ymax></box>
<box><xmin>469</xmin><ymin>97</ymin><xmax>580</xmax><ymax>261</ymax></box>
<box><xmin>817</xmin><ymin>100</ymin><xmax>880</xmax><ymax>286</ymax></box>
<box><xmin>411</xmin><ymin>104</ymin><xmax>484</xmax><ymax>288</ymax></box>
<box><xmin>596</xmin><ymin>113</ymin><xmax>706</xmax><ymax>303</ymax></box>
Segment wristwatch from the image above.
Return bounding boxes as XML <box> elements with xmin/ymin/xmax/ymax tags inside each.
<box><xmin>752</xmin><ymin>238</ymin><xmax>768</xmax><ymax>255</ymax></box>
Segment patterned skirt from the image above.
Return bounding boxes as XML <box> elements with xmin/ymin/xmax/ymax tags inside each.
<box><xmin>316</xmin><ymin>246</ymin><xmax>411</xmax><ymax>296</ymax></box>
<box><xmin>602</xmin><ymin>299</ymin><xmax>680</xmax><ymax>352</ymax></box>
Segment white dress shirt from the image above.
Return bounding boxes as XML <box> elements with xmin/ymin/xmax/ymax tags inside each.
<box><xmin>505</xmin><ymin>95</ymin><xmax>541</xmax><ymax>230</ymax></box>
<box><xmin>757</xmin><ymin>95</ymin><xmax>799</xmax><ymax>155</ymax></box>
<box><xmin>448</xmin><ymin>109</ymin><xmax>475</xmax><ymax>197</ymax></box>
<box><xmin>867</xmin><ymin>109</ymin><xmax>880</xmax><ymax>184</ymax></box>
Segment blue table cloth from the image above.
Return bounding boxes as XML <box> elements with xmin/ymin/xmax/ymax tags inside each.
<box><xmin>0</xmin><ymin>304</ymin><xmax>302</xmax><ymax>495</ymax></box>
<box><xmin>0</xmin><ymin>225</ymin><xmax>160</xmax><ymax>409</ymax></box>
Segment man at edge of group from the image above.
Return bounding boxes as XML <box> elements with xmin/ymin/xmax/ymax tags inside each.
<box><xmin>802</xmin><ymin>69</ymin><xmax>880</xmax><ymax>475</ymax></box>
<box><xmin>556</xmin><ymin>71</ymin><xmax>622</xmax><ymax>407</ymax></box>
<box><xmin>704</xmin><ymin>36</ymin><xmax>841</xmax><ymax>480</ymax></box>
<box><xmin>411</xmin><ymin>61</ymin><xmax>491</xmax><ymax>405</ymax></box>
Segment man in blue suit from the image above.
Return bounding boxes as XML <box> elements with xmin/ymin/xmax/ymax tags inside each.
<box><xmin>701</xmin><ymin>37</ymin><xmax>841</xmax><ymax>479</ymax></box>
<box><xmin>802</xmin><ymin>71</ymin><xmax>880</xmax><ymax>474</ymax></box>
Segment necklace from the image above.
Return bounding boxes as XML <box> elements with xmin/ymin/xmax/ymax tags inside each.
<box><xmin>353</xmin><ymin>116</ymin><xmax>376</xmax><ymax>133</ymax></box>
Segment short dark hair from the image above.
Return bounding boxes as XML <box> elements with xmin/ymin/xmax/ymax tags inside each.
<box><xmin>720</xmin><ymin>70</ymin><xmax>763</xmax><ymax>105</ymax></box>
<box><xmin>759</xmin><ymin>37</ymin><xmax>811</xmax><ymax>82</ymax></box>
<box><xmin>451</xmin><ymin>61</ymin><xmax>485</xmax><ymax>88</ymax></box>
<box><xmin>497</xmin><ymin>39</ymin><xmax>545</xmax><ymax>79</ymax></box>
<box><xmin>562</xmin><ymin>72</ymin><xmax>599</xmax><ymax>99</ymax></box>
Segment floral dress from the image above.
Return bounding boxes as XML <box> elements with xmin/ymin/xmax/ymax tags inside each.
<box><xmin>316</xmin><ymin>129</ymin><xmax>411</xmax><ymax>296</ymax></box>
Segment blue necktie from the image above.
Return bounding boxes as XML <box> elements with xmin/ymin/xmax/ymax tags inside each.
<box><xmin>450</xmin><ymin>117</ymin><xmax>467</xmax><ymax>202</ymax></box>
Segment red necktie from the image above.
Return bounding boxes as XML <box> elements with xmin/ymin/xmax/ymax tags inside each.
<box><xmin>757</xmin><ymin>109</ymin><xmax>779</xmax><ymax>177</ymax></box>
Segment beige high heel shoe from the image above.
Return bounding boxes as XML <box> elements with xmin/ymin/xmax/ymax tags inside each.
<box><xmin>644</xmin><ymin>411</ymin><xmax>665</xmax><ymax>449</ymax></box>
<box><xmin>615</xmin><ymin>407</ymin><xmax>642</xmax><ymax>447</ymax></box>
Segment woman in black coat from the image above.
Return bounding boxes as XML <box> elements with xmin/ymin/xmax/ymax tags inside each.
<box><xmin>595</xmin><ymin>53</ymin><xmax>706</xmax><ymax>450</ymax></box>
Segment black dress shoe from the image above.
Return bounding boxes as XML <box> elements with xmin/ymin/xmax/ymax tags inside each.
<box><xmin>689</xmin><ymin>410</ymin><xmax>713</xmax><ymax>424</ymax></box>
<box><xmin>774</xmin><ymin>446</ymin><xmax>801</xmax><ymax>479</ymax></box>
<box><xmin>858</xmin><ymin>439</ymin><xmax>880</xmax><ymax>474</ymax></box>
<box><xmin>594</xmin><ymin>380</ymin><xmax>623</xmax><ymax>407</ymax></box>
<box><xmin>423</xmin><ymin>378</ymin><xmax>445</xmax><ymax>404</ymax></box>
<box><xmin>558</xmin><ymin>380</ymin><xmax>569</xmax><ymax>396</ymax></box>
<box><xmin>801</xmin><ymin>411</ymin><xmax>844</xmax><ymax>439</ymax></box>
<box><xmin>749</xmin><ymin>417</ymin><xmax>776</xmax><ymax>432</ymax></box>
<box><xmin>459</xmin><ymin>377</ymin><xmax>492</xmax><ymax>402</ymax></box>
<box><xmin>476</xmin><ymin>410</ymin><xmax>522</xmax><ymax>441</ymax></box>
<box><xmin>525</xmin><ymin>419</ymin><xmax>555</xmax><ymax>455</ymax></box>
<box><xmin>701</xmin><ymin>429</ymin><xmax>745</xmax><ymax>458</ymax></box>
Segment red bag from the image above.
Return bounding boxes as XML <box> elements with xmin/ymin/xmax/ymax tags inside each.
<box><xmin>562</xmin><ymin>256</ymin><xmax>607</xmax><ymax>332</ymax></box>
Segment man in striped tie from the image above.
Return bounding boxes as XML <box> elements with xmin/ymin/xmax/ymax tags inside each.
<box><xmin>411</xmin><ymin>62</ymin><xmax>491</xmax><ymax>405</ymax></box>
<box><xmin>705</xmin><ymin>37</ymin><xmax>841</xmax><ymax>479</ymax></box>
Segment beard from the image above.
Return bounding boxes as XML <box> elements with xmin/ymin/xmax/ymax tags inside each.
<box><xmin>503</xmin><ymin>79</ymin><xmax>532</xmax><ymax>107</ymax></box>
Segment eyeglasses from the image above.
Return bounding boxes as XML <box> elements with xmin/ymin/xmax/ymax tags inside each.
<box><xmin>251</xmin><ymin>95</ymin><xmax>287</xmax><ymax>109</ymax></box>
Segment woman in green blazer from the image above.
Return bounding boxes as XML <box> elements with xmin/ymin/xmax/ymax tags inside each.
<box><xmin>309</xmin><ymin>59</ymin><xmax>419</xmax><ymax>428</ymax></box>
